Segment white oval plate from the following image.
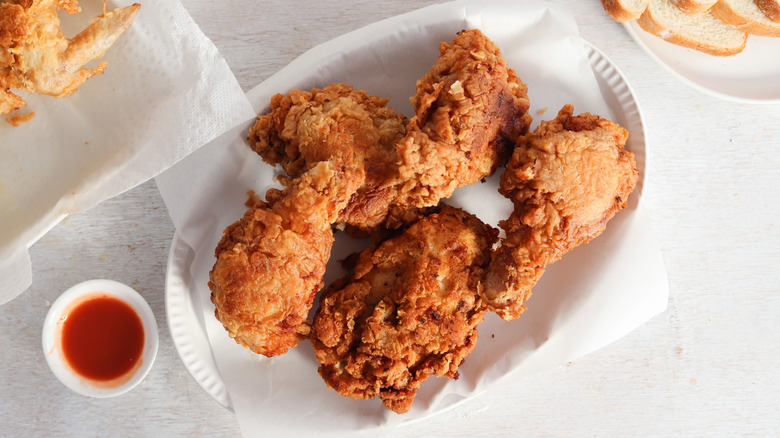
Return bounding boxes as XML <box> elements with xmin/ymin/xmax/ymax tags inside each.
<box><xmin>166</xmin><ymin>235</ymin><xmax>232</xmax><ymax>409</ymax></box>
<box><xmin>624</xmin><ymin>20</ymin><xmax>780</xmax><ymax>104</ymax></box>
<box><xmin>42</xmin><ymin>279</ymin><xmax>159</xmax><ymax>398</ymax></box>
<box><xmin>164</xmin><ymin>39</ymin><xmax>646</xmax><ymax>412</ymax></box>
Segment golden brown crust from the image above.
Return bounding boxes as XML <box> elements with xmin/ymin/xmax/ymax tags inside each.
<box><xmin>600</xmin><ymin>0</ymin><xmax>649</xmax><ymax>22</ymax></box>
<box><xmin>248</xmin><ymin>28</ymin><xmax>534</xmax><ymax>231</ymax></box>
<box><xmin>485</xmin><ymin>105</ymin><xmax>638</xmax><ymax>320</ymax></box>
<box><xmin>636</xmin><ymin>7</ymin><xmax>747</xmax><ymax>56</ymax></box>
<box><xmin>0</xmin><ymin>2</ymin><xmax>33</xmax><ymax>47</ymax></box>
<box><xmin>209</xmin><ymin>162</ymin><xmax>363</xmax><ymax>357</ymax></box>
<box><xmin>248</xmin><ymin>83</ymin><xmax>409</xmax><ymax>230</ymax></box>
<box><xmin>311</xmin><ymin>205</ymin><xmax>498</xmax><ymax>413</ymax></box>
<box><xmin>209</xmin><ymin>207</ymin><xmax>328</xmax><ymax>356</ymax></box>
<box><xmin>395</xmin><ymin>28</ymin><xmax>533</xmax><ymax>207</ymax></box>
<box><xmin>710</xmin><ymin>0</ymin><xmax>780</xmax><ymax>36</ymax></box>
<box><xmin>0</xmin><ymin>0</ymin><xmax>139</xmax><ymax>117</ymax></box>
<box><xmin>756</xmin><ymin>0</ymin><xmax>780</xmax><ymax>22</ymax></box>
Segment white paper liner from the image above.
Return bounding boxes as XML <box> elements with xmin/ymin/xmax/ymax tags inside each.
<box><xmin>156</xmin><ymin>1</ymin><xmax>668</xmax><ymax>436</ymax></box>
<box><xmin>0</xmin><ymin>0</ymin><xmax>256</xmax><ymax>304</ymax></box>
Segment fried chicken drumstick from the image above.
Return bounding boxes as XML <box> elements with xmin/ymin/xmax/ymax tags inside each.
<box><xmin>484</xmin><ymin>105</ymin><xmax>638</xmax><ymax>320</ymax></box>
<box><xmin>311</xmin><ymin>205</ymin><xmax>498</xmax><ymax>414</ymax></box>
<box><xmin>209</xmin><ymin>162</ymin><xmax>362</xmax><ymax>357</ymax></box>
<box><xmin>0</xmin><ymin>0</ymin><xmax>140</xmax><ymax>116</ymax></box>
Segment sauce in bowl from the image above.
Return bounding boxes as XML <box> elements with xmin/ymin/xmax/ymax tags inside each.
<box><xmin>42</xmin><ymin>279</ymin><xmax>158</xmax><ymax>398</ymax></box>
<box><xmin>61</xmin><ymin>295</ymin><xmax>144</xmax><ymax>381</ymax></box>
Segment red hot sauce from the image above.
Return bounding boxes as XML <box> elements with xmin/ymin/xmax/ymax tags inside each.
<box><xmin>60</xmin><ymin>295</ymin><xmax>144</xmax><ymax>382</ymax></box>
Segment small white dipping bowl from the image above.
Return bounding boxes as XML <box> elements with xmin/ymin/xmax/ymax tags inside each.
<box><xmin>42</xmin><ymin>279</ymin><xmax>159</xmax><ymax>398</ymax></box>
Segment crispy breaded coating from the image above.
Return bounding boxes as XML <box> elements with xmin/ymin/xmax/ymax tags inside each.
<box><xmin>311</xmin><ymin>205</ymin><xmax>499</xmax><ymax>413</ymax></box>
<box><xmin>209</xmin><ymin>162</ymin><xmax>363</xmax><ymax>357</ymax></box>
<box><xmin>248</xmin><ymin>83</ymin><xmax>408</xmax><ymax>230</ymax></box>
<box><xmin>0</xmin><ymin>0</ymin><xmax>139</xmax><ymax>117</ymax></box>
<box><xmin>248</xmin><ymin>29</ymin><xmax>533</xmax><ymax>231</ymax></box>
<box><xmin>394</xmin><ymin>28</ymin><xmax>533</xmax><ymax>207</ymax></box>
<box><xmin>485</xmin><ymin>105</ymin><xmax>638</xmax><ymax>320</ymax></box>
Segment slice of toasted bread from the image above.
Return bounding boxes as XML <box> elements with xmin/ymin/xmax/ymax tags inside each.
<box><xmin>755</xmin><ymin>0</ymin><xmax>780</xmax><ymax>21</ymax></box>
<box><xmin>638</xmin><ymin>0</ymin><xmax>748</xmax><ymax>55</ymax></box>
<box><xmin>711</xmin><ymin>0</ymin><xmax>780</xmax><ymax>35</ymax></box>
<box><xmin>601</xmin><ymin>0</ymin><xmax>650</xmax><ymax>21</ymax></box>
<box><xmin>672</xmin><ymin>0</ymin><xmax>719</xmax><ymax>14</ymax></box>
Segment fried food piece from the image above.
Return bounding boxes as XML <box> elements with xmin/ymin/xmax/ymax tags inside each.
<box><xmin>217</xmin><ymin>84</ymin><xmax>408</xmax><ymax>357</ymax></box>
<box><xmin>394</xmin><ymin>28</ymin><xmax>533</xmax><ymax>207</ymax></box>
<box><xmin>209</xmin><ymin>162</ymin><xmax>363</xmax><ymax>357</ymax></box>
<box><xmin>0</xmin><ymin>0</ymin><xmax>140</xmax><ymax>115</ymax></box>
<box><xmin>249</xmin><ymin>29</ymin><xmax>532</xmax><ymax>230</ymax></box>
<box><xmin>485</xmin><ymin>105</ymin><xmax>638</xmax><ymax>320</ymax></box>
<box><xmin>311</xmin><ymin>205</ymin><xmax>499</xmax><ymax>413</ymax></box>
<box><xmin>248</xmin><ymin>83</ymin><xmax>408</xmax><ymax>230</ymax></box>
<box><xmin>5</xmin><ymin>109</ymin><xmax>34</xmax><ymax>125</ymax></box>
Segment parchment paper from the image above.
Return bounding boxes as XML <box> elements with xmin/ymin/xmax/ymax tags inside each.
<box><xmin>0</xmin><ymin>0</ymin><xmax>255</xmax><ymax>304</ymax></box>
<box><xmin>155</xmin><ymin>1</ymin><xmax>668</xmax><ymax>436</ymax></box>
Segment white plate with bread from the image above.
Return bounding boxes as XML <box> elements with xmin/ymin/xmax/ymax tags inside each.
<box><xmin>603</xmin><ymin>0</ymin><xmax>780</xmax><ymax>103</ymax></box>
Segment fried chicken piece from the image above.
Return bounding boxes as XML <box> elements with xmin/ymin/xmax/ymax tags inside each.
<box><xmin>248</xmin><ymin>83</ymin><xmax>408</xmax><ymax>230</ymax></box>
<box><xmin>209</xmin><ymin>162</ymin><xmax>363</xmax><ymax>357</ymax></box>
<box><xmin>311</xmin><ymin>205</ymin><xmax>499</xmax><ymax>413</ymax></box>
<box><xmin>249</xmin><ymin>29</ymin><xmax>532</xmax><ymax>231</ymax></box>
<box><xmin>394</xmin><ymin>28</ymin><xmax>533</xmax><ymax>207</ymax></box>
<box><xmin>484</xmin><ymin>105</ymin><xmax>638</xmax><ymax>320</ymax></box>
<box><xmin>0</xmin><ymin>0</ymin><xmax>140</xmax><ymax>116</ymax></box>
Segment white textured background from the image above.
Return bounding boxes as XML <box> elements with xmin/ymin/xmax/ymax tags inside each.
<box><xmin>1</xmin><ymin>0</ymin><xmax>779</xmax><ymax>436</ymax></box>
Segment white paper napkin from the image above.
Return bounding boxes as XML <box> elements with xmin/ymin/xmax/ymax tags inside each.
<box><xmin>156</xmin><ymin>1</ymin><xmax>668</xmax><ymax>436</ymax></box>
<box><xmin>0</xmin><ymin>0</ymin><xmax>256</xmax><ymax>304</ymax></box>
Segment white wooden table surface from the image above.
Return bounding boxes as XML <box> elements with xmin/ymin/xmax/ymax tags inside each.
<box><xmin>2</xmin><ymin>0</ymin><xmax>779</xmax><ymax>436</ymax></box>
